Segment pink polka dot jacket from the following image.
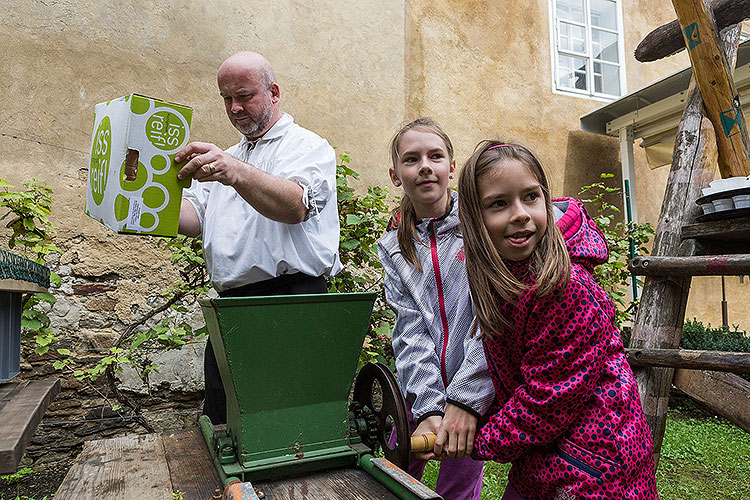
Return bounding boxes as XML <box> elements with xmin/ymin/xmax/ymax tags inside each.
<box><xmin>473</xmin><ymin>198</ymin><xmax>658</xmax><ymax>500</ymax></box>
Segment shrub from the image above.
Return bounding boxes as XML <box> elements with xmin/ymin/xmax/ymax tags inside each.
<box><xmin>681</xmin><ymin>318</ymin><xmax>750</xmax><ymax>353</ymax></box>
<box><xmin>578</xmin><ymin>173</ymin><xmax>654</xmax><ymax>328</ymax></box>
<box><xmin>329</xmin><ymin>152</ymin><xmax>395</xmax><ymax>368</ymax></box>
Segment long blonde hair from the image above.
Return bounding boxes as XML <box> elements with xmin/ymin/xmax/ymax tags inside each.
<box><xmin>389</xmin><ymin>118</ymin><xmax>454</xmax><ymax>272</ymax></box>
<box><xmin>458</xmin><ymin>140</ymin><xmax>570</xmax><ymax>338</ymax></box>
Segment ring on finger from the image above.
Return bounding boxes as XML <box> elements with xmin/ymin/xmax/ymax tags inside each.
<box><xmin>208</xmin><ymin>163</ymin><xmax>215</xmax><ymax>174</ymax></box>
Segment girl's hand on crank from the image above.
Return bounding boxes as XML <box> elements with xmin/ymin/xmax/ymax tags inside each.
<box><xmin>434</xmin><ymin>403</ymin><xmax>477</xmax><ymax>459</ymax></box>
<box><xmin>411</xmin><ymin>415</ymin><xmax>442</xmax><ymax>461</ymax></box>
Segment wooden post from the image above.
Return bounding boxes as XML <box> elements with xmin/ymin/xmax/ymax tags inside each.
<box><xmin>629</xmin><ymin>25</ymin><xmax>741</xmax><ymax>468</ymax></box>
<box><xmin>671</xmin><ymin>0</ymin><xmax>750</xmax><ymax>178</ymax></box>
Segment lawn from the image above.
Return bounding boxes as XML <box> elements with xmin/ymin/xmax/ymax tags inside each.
<box><xmin>421</xmin><ymin>407</ymin><xmax>750</xmax><ymax>500</ymax></box>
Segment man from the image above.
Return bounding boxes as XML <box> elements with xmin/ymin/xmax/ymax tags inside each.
<box><xmin>176</xmin><ymin>51</ymin><xmax>341</xmax><ymax>424</ymax></box>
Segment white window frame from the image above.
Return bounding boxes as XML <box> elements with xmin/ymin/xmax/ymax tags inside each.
<box><xmin>549</xmin><ymin>0</ymin><xmax>627</xmax><ymax>101</ymax></box>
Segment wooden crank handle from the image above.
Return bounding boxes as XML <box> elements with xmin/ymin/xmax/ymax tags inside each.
<box><xmin>410</xmin><ymin>433</ymin><xmax>437</xmax><ymax>453</ymax></box>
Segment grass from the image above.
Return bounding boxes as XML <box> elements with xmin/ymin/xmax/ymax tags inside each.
<box><xmin>421</xmin><ymin>409</ymin><xmax>750</xmax><ymax>500</ymax></box>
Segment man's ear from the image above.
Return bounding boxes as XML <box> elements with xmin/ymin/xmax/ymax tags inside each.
<box><xmin>389</xmin><ymin>167</ymin><xmax>402</xmax><ymax>187</ymax></box>
<box><xmin>269</xmin><ymin>82</ymin><xmax>280</xmax><ymax>103</ymax></box>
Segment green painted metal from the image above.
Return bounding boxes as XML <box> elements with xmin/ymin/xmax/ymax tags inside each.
<box><xmin>200</xmin><ymin>292</ymin><xmax>377</xmax><ymax>481</ymax></box>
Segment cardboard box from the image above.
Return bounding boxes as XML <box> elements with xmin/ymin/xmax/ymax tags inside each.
<box><xmin>85</xmin><ymin>94</ymin><xmax>193</xmax><ymax>237</ymax></box>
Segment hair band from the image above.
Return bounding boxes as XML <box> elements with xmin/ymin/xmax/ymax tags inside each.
<box><xmin>486</xmin><ymin>144</ymin><xmax>512</xmax><ymax>151</ymax></box>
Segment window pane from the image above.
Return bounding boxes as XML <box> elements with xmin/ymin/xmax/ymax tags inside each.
<box><xmin>557</xmin><ymin>0</ymin><xmax>585</xmax><ymax>23</ymax></box>
<box><xmin>592</xmin><ymin>29</ymin><xmax>619</xmax><ymax>62</ymax></box>
<box><xmin>594</xmin><ymin>61</ymin><xmax>620</xmax><ymax>95</ymax></box>
<box><xmin>559</xmin><ymin>21</ymin><xmax>587</xmax><ymax>53</ymax></box>
<box><xmin>590</xmin><ymin>0</ymin><xmax>617</xmax><ymax>30</ymax></box>
<box><xmin>558</xmin><ymin>55</ymin><xmax>588</xmax><ymax>91</ymax></box>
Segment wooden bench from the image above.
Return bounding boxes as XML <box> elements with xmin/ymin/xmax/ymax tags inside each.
<box><xmin>0</xmin><ymin>378</ymin><xmax>61</xmax><ymax>474</ymax></box>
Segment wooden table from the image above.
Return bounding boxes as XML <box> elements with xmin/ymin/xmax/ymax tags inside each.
<box><xmin>55</xmin><ymin>428</ymin><xmax>402</xmax><ymax>500</ymax></box>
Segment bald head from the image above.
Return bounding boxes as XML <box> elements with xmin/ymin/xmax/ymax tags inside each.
<box><xmin>217</xmin><ymin>51</ymin><xmax>282</xmax><ymax>139</ymax></box>
<box><xmin>218</xmin><ymin>51</ymin><xmax>277</xmax><ymax>89</ymax></box>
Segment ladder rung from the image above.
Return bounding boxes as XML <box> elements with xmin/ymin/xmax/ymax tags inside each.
<box><xmin>625</xmin><ymin>348</ymin><xmax>750</xmax><ymax>374</ymax></box>
<box><xmin>629</xmin><ymin>255</ymin><xmax>750</xmax><ymax>276</ymax></box>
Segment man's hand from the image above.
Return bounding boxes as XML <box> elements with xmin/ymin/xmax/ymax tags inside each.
<box><xmin>433</xmin><ymin>403</ymin><xmax>477</xmax><ymax>460</ymax></box>
<box><xmin>176</xmin><ymin>142</ymin><xmax>245</xmax><ymax>186</ymax></box>
<box><xmin>411</xmin><ymin>415</ymin><xmax>442</xmax><ymax>461</ymax></box>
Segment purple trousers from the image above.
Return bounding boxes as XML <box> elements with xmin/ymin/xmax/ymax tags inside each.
<box><xmin>398</xmin><ymin>406</ymin><xmax>484</xmax><ymax>500</ymax></box>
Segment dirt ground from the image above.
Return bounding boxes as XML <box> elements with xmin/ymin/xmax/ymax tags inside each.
<box><xmin>0</xmin><ymin>459</ymin><xmax>73</xmax><ymax>500</ymax></box>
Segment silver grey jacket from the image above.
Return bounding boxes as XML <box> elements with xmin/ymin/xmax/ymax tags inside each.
<box><xmin>377</xmin><ymin>191</ymin><xmax>495</xmax><ymax>423</ymax></box>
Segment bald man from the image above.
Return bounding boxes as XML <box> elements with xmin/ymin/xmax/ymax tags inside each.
<box><xmin>176</xmin><ymin>52</ymin><xmax>341</xmax><ymax>424</ymax></box>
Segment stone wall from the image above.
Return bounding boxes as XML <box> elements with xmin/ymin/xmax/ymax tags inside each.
<box><xmin>18</xmin><ymin>235</ymin><xmax>207</xmax><ymax>465</ymax></box>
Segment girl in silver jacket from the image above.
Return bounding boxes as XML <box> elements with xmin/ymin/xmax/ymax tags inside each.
<box><xmin>378</xmin><ymin>118</ymin><xmax>495</xmax><ymax>500</ymax></box>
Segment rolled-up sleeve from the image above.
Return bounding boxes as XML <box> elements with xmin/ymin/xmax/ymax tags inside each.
<box><xmin>280</xmin><ymin>139</ymin><xmax>336</xmax><ymax>221</ymax></box>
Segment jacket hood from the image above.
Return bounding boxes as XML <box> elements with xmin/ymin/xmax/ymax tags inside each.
<box><xmin>553</xmin><ymin>197</ymin><xmax>609</xmax><ymax>270</ymax></box>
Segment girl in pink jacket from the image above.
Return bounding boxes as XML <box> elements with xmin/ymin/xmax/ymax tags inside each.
<box><xmin>457</xmin><ymin>141</ymin><xmax>658</xmax><ymax>500</ymax></box>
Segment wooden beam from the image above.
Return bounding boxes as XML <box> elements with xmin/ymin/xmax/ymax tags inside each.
<box><xmin>673</xmin><ymin>369</ymin><xmax>750</xmax><ymax>433</ymax></box>
<box><xmin>626</xmin><ymin>348</ymin><xmax>750</xmax><ymax>374</ymax></box>
<box><xmin>671</xmin><ymin>0</ymin><xmax>750</xmax><ymax>177</ymax></box>
<box><xmin>629</xmin><ymin>254</ymin><xmax>750</xmax><ymax>276</ymax></box>
<box><xmin>0</xmin><ymin>279</ymin><xmax>47</xmax><ymax>294</ymax></box>
<box><xmin>0</xmin><ymin>379</ymin><xmax>61</xmax><ymax>474</ymax></box>
<box><xmin>682</xmin><ymin>217</ymin><xmax>750</xmax><ymax>242</ymax></box>
<box><xmin>635</xmin><ymin>0</ymin><xmax>750</xmax><ymax>62</ymax></box>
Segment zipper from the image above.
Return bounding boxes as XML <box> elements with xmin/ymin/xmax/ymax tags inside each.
<box><xmin>555</xmin><ymin>448</ymin><xmax>602</xmax><ymax>479</ymax></box>
<box><xmin>429</xmin><ymin>221</ymin><xmax>450</xmax><ymax>387</ymax></box>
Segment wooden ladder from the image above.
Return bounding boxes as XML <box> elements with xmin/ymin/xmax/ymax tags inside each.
<box><xmin>625</xmin><ymin>6</ymin><xmax>750</xmax><ymax>467</ymax></box>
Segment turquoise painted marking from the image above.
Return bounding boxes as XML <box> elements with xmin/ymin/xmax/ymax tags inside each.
<box><xmin>720</xmin><ymin>108</ymin><xmax>742</xmax><ymax>138</ymax></box>
<box><xmin>683</xmin><ymin>22</ymin><xmax>701</xmax><ymax>51</ymax></box>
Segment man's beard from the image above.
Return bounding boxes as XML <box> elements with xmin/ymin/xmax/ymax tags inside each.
<box><xmin>233</xmin><ymin>100</ymin><xmax>274</xmax><ymax>139</ymax></box>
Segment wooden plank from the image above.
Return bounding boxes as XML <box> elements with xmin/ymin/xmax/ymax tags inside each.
<box><xmin>55</xmin><ymin>434</ymin><xmax>174</xmax><ymax>500</ymax></box>
<box><xmin>626</xmin><ymin>348</ymin><xmax>750</xmax><ymax>373</ymax></box>
<box><xmin>635</xmin><ymin>0</ymin><xmax>750</xmax><ymax>62</ymax></box>
<box><xmin>671</xmin><ymin>0</ymin><xmax>750</xmax><ymax>177</ymax></box>
<box><xmin>256</xmin><ymin>467</ymin><xmax>398</xmax><ymax>500</ymax></box>
<box><xmin>629</xmin><ymin>254</ymin><xmax>750</xmax><ymax>276</ymax></box>
<box><xmin>0</xmin><ymin>378</ymin><xmax>61</xmax><ymax>474</ymax></box>
<box><xmin>162</xmin><ymin>429</ymin><xmax>222</xmax><ymax>500</ymax></box>
<box><xmin>674</xmin><ymin>369</ymin><xmax>750</xmax><ymax>432</ymax></box>
<box><xmin>0</xmin><ymin>279</ymin><xmax>47</xmax><ymax>294</ymax></box>
<box><xmin>682</xmin><ymin>217</ymin><xmax>750</xmax><ymax>242</ymax></box>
